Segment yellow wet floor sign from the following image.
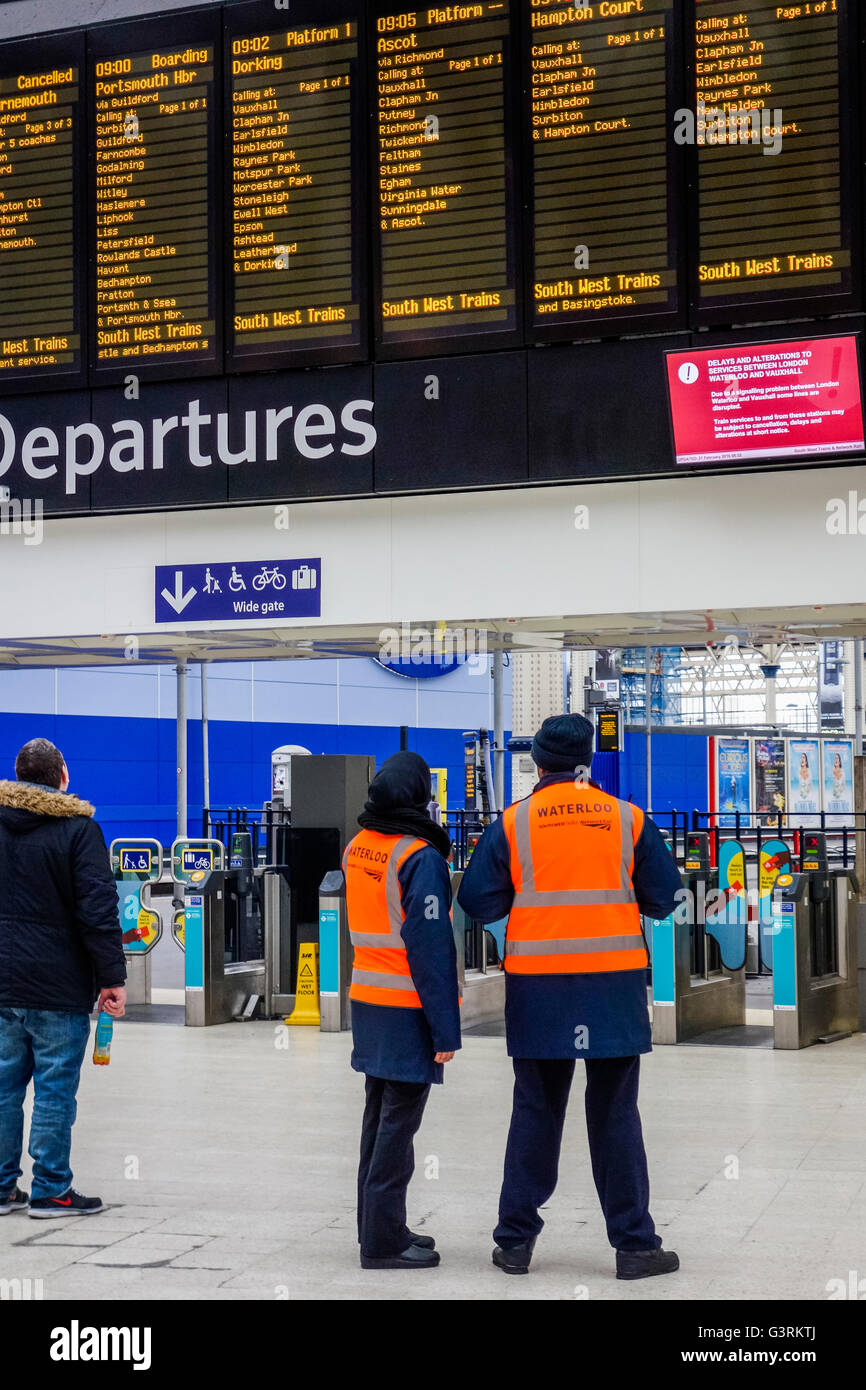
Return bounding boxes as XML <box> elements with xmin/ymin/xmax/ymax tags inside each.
<box><xmin>285</xmin><ymin>943</ymin><xmax>320</xmax><ymax>1026</ymax></box>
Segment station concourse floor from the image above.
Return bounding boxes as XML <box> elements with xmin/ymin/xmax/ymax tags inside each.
<box><xmin>2</xmin><ymin>1017</ymin><xmax>865</xmax><ymax>1303</ymax></box>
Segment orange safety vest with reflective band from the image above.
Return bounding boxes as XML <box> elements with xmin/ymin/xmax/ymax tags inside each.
<box><xmin>344</xmin><ymin>829</ymin><xmax>427</xmax><ymax>1009</ymax></box>
<box><xmin>501</xmin><ymin>782</ymin><xmax>647</xmax><ymax>975</ymax></box>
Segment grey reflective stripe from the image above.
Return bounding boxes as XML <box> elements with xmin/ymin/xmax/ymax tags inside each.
<box><xmin>512</xmin><ymin>888</ymin><xmax>636</xmax><ymax>908</ymax></box>
<box><xmin>512</xmin><ymin>798</ymin><xmax>534</xmax><ymax>892</ymax></box>
<box><xmin>352</xmin><ymin>969</ymin><xmax>416</xmax><ymax>991</ymax></box>
<box><xmin>349</xmin><ymin>932</ymin><xmax>395</xmax><ymax>950</ymax></box>
<box><xmin>385</xmin><ymin>836</ymin><xmax>418</xmax><ymax>938</ymax></box>
<box><xmin>619</xmin><ymin>801</ymin><xmax>635</xmax><ymax>891</ymax></box>
<box><xmin>505</xmin><ymin>935</ymin><xmax>646</xmax><ymax>957</ymax></box>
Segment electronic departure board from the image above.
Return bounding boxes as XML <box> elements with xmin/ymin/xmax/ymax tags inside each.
<box><xmin>694</xmin><ymin>0</ymin><xmax>855</xmax><ymax>321</ymax></box>
<box><xmin>526</xmin><ymin>0</ymin><xmax>680</xmax><ymax>340</ymax></box>
<box><xmin>0</xmin><ymin>36</ymin><xmax>85</xmax><ymax>389</ymax></box>
<box><xmin>89</xmin><ymin>15</ymin><xmax>221</xmax><ymax>381</ymax></box>
<box><xmin>226</xmin><ymin>0</ymin><xmax>366</xmax><ymax>370</ymax></box>
<box><xmin>373</xmin><ymin>0</ymin><xmax>520</xmax><ymax>356</ymax></box>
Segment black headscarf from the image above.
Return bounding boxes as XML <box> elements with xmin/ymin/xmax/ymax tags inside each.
<box><xmin>357</xmin><ymin>751</ymin><xmax>451</xmax><ymax>859</ymax></box>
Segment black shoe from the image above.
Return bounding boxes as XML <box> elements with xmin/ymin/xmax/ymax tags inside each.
<box><xmin>0</xmin><ymin>1187</ymin><xmax>29</xmax><ymax>1215</ymax></box>
<box><xmin>492</xmin><ymin>1237</ymin><xmax>537</xmax><ymax>1275</ymax></box>
<box><xmin>361</xmin><ymin>1245</ymin><xmax>441</xmax><ymax>1270</ymax></box>
<box><xmin>616</xmin><ymin>1247</ymin><xmax>680</xmax><ymax>1280</ymax></box>
<box><xmin>29</xmin><ymin>1188</ymin><xmax>105</xmax><ymax>1219</ymax></box>
<box><xmin>409</xmin><ymin>1231</ymin><xmax>435</xmax><ymax>1250</ymax></box>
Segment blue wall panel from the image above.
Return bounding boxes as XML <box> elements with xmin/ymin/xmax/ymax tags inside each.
<box><xmin>621</xmin><ymin>731</ymin><xmax>708</xmax><ymax>816</ymax></box>
<box><xmin>0</xmin><ymin>713</ymin><xmax>511</xmax><ymax>847</ymax></box>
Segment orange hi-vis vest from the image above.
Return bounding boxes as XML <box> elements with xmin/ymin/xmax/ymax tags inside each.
<box><xmin>501</xmin><ymin>782</ymin><xmax>647</xmax><ymax>976</ymax></box>
<box><xmin>344</xmin><ymin>829</ymin><xmax>427</xmax><ymax>1009</ymax></box>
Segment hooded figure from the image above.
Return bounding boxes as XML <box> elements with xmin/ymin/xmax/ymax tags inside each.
<box><xmin>343</xmin><ymin>751</ymin><xmax>460</xmax><ymax>1271</ymax></box>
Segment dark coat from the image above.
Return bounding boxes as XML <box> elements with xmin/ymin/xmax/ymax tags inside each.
<box><xmin>0</xmin><ymin>780</ymin><xmax>126</xmax><ymax>1015</ymax></box>
<box><xmin>456</xmin><ymin>774</ymin><xmax>683</xmax><ymax>1059</ymax></box>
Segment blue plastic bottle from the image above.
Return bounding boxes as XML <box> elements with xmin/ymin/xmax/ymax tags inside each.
<box><xmin>93</xmin><ymin>1011</ymin><xmax>113</xmax><ymax>1066</ymax></box>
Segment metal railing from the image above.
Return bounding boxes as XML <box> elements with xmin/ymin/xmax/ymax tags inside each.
<box><xmin>651</xmin><ymin>808</ymin><xmax>864</xmax><ymax>872</ymax></box>
<box><xmin>203</xmin><ymin>806</ymin><xmax>285</xmax><ymax>864</ymax></box>
<box><xmin>445</xmin><ymin>807</ymin><xmax>504</xmax><ymax>871</ymax></box>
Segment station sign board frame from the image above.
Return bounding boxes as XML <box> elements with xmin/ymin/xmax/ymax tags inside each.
<box><xmin>86</xmin><ymin>8</ymin><xmax>224</xmax><ymax>387</ymax></box>
<box><xmin>223</xmin><ymin>0</ymin><xmax>370</xmax><ymax>374</ymax></box>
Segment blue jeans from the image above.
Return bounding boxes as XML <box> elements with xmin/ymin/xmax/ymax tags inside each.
<box><xmin>0</xmin><ymin>1008</ymin><xmax>92</xmax><ymax>1200</ymax></box>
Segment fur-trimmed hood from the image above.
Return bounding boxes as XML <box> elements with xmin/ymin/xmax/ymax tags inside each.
<box><xmin>0</xmin><ymin>779</ymin><xmax>94</xmax><ymax>828</ymax></box>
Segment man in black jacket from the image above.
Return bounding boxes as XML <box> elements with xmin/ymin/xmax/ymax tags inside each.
<box><xmin>0</xmin><ymin>738</ymin><xmax>126</xmax><ymax>1219</ymax></box>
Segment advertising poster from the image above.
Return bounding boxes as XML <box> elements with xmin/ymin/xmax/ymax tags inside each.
<box><xmin>819</xmin><ymin>641</ymin><xmax>845</xmax><ymax>731</ymax></box>
<box><xmin>787</xmin><ymin>738</ymin><xmax>821</xmax><ymax>826</ymax></box>
<box><xmin>666</xmin><ymin>335</ymin><xmax>864</xmax><ymax>466</ymax></box>
<box><xmin>822</xmin><ymin>739</ymin><xmax>854</xmax><ymax>823</ymax></box>
<box><xmin>754</xmin><ymin>737</ymin><xmax>787</xmax><ymax>826</ymax></box>
<box><xmin>716</xmin><ymin>737</ymin><xmax>751</xmax><ymax>828</ymax></box>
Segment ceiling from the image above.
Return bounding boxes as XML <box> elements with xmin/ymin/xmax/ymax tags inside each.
<box><xmin>1</xmin><ymin>604</ymin><xmax>865</xmax><ymax>669</ymax></box>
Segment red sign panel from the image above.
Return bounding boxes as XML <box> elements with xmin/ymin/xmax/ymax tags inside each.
<box><xmin>666</xmin><ymin>336</ymin><xmax>864</xmax><ymax>466</ymax></box>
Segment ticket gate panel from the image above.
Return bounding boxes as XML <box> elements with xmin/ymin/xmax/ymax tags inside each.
<box><xmin>181</xmin><ymin>869</ymin><xmax>267</xmax><ymax>1027</ymax></box>
<box><xmin>651</xmin><ymin>831</ymin><xmax>746</xmax><ymax>1044</ymax></box>
<box><xmin>110</xmin><ymin>838</ymin><xmax>163</xmax><ymax>1006</ymax></box>
<box><xmin>772</xmin><ymin>870</ymin><xmax>859</xmax><ymax>1050</ymax></box>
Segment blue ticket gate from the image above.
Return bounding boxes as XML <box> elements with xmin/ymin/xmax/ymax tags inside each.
<box><xmin>110</xmin><ymin>838</ymin><xmax>163</xmax><ymax>1005</ymax></box>
<box><xmin>770</xmin><ymin>838</ymin><xmax>859</xmax><ymax>1049</ymax></box>
<box><xmin>649</xmin><ymin>834</ymin><xmax>746</xmax><ymax>1045</ymax></box>
<box><xmin>650</xmin><ymin>833</ymin><xmax>859</xmax><ymax>1049</ymax></box>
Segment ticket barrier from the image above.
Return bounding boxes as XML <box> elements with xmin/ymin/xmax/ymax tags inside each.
<box><xmin>173</xmin><ymin>837</ymin><xmax>271</xmax><ymax>1026</ymax></box>
<box><xmin>650</xmin><ymin>832</ymin><xmax>746</xmax><ymax>1044</ymax></box>
<box><xmin>111</xmin><ymin>838</ymin><xmax>164</xmax><ymax>1005</ymax></box>
<box><xmin>769</xmin><ymin>834</ymin><xmax>859</xmax><ymax>1050</ymax></box>
<box><xmin>174</xmin><ymin>828</ymin><xmax>347</xmax><ymax>1024</ymax></box>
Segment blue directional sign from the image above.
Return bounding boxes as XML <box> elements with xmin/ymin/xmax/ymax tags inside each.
<box><xmin>155</xmin><ymin>559</ymin><xmax>321</xmax><ymax>624</ymax></box>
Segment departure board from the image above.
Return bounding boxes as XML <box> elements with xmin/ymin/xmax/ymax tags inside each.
<box><xmin>89</xmin><ymin>19</ymin><xmax>220</xmax><ymax>379</ymax></box>
<box><xmin>0</xmin><ymin>39</ymin><xmax>84</xmax><ymax>387</ymax></box>
<box><xmin>227</xmin><ymin>0</ymin><xmax>365</xmax><ymax>369</ymax></box>
<box><xmin>694</xmin><ymin>0</ymin><xmax>853</xmax><ymax>318</ymax></box>
<box><xmin>526</xmin><ymin>0</ymin><xmax>680</xmax><ymax>338</ymax></box>
<box><xmin>373</xmin><ymin>1</ymin><xmax>519</xmax><ymax>356</ymax></box>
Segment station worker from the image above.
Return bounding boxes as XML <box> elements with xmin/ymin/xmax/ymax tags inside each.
<box><xmin>457</xmin><ymin>714</ymin><xmax>683</xmax><ymax>1280</ymax></box>
<box><xmin>344</xmin><ymin>751</ymin><xmax>461</xmax><ymax>1270</ymax></box>
<box><xmin>0</xmin><ymin>739</ymin><xmax>126</xmax><ymax>1220</ymax></box>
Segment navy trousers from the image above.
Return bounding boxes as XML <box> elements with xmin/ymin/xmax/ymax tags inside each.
<box><xmin>495</xmin><ymin>1056</ymin><xmax>660</xmax><ymax>1253</ymax></box>
<box><xmin>357</xmin><ymin>1075</ymin><xmax>431</xmax><ymax>1258</ymax></box>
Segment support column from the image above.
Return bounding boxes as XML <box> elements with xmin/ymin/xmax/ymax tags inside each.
<box><xmin>176</xmin><ymin>662</ymin><xmax>188</xmax><ymax>841</ymax></box>
<box><xmin>200</xmin><ymin>661</ymin><xmax>210</xmax><ymax>825</ymax></box>
<box><xmin>493</xmin><ymin>648</ymin><xmax>505</xmax><ymax>813</ymax></box>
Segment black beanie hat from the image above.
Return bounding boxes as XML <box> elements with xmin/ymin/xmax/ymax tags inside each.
<box><xmin>365</xmin><ymin>751</ymin><xmax>432</xmax><ymax>813</ymax></box>
<box><xmin>531</xmin><ymin>713</ymin><xmax>594</xmax><ymax>774</ymax></box>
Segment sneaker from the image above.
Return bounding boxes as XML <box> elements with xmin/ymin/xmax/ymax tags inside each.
<box><xmin>0</xmin><ymin>1187</ymin><xmax>29</xmax><ymax>1215</ymax></box>
<box><xmin>29</xmin><ymin>1188</ymin><xmax>104</xmax><ymax>1219</ymax></box>
<box><xmin>616</xmin><ymin>1247</ymin><xmax>680</xmax><ymax>1280</ymax></box>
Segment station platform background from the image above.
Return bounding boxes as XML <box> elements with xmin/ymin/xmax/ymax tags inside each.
<box><xmin>2</xmin><ymin>1021</ymin><xmax>864</xmax><ymax>1302</ymax></box>
<box><xmin>0</xmin><ymin>657</ymin><xmax>513</xmax><ymax>844</ymax></box>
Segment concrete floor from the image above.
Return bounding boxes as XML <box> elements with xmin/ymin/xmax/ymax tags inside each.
<box><xmin>2</xmin><ymin>1019</ymin><xmax>866</xmax><ymax>1302</ymax></box>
